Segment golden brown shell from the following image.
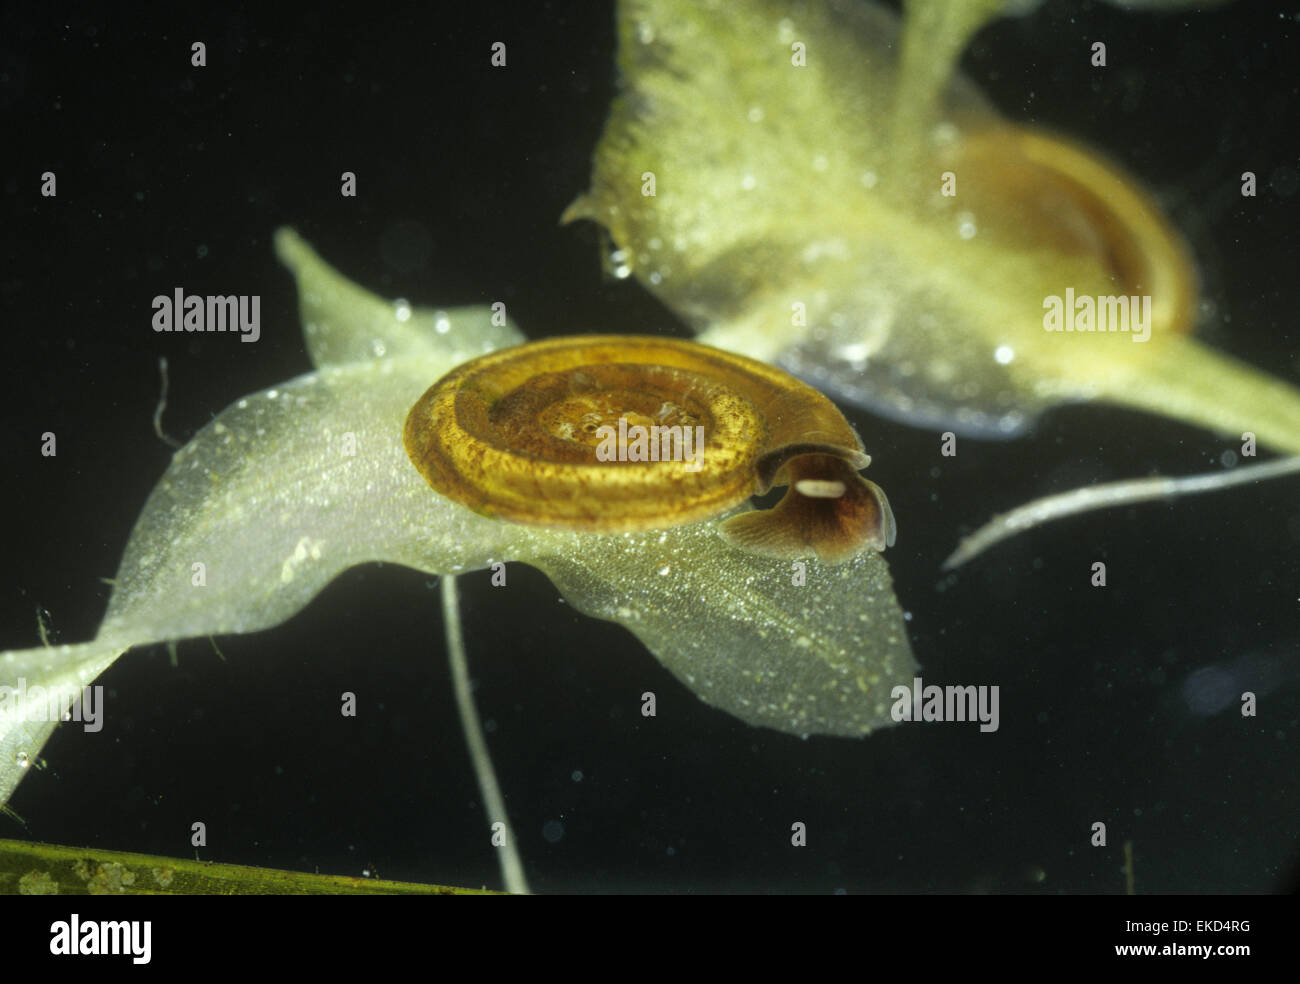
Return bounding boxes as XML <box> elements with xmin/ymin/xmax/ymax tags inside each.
<box><xmin>952</xmin><ymin>126</ymin><xmax>1199</xmax><ymax>337</ymax></box>
<box><xmin>403</xmin><ymin>335</ymin><xmax>894</xmax><ymax>563</ymax></box>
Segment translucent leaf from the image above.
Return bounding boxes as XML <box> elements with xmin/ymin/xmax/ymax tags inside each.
<box><xmin>536</xmin><ymin>526</ymin><xmax>913</xmax><ymax>738</ymax></box>
<box><xmin>273</xmin><ymin>229</ymin><xmax>523</xmax><ymax>371</ymax></box>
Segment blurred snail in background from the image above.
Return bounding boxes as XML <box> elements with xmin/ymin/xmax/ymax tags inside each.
<box><xmin>404</xmin><ymin>335</ymin><xmax>896</xmax><ymax>564</ymax></box>
<box><xmin>567</xmin><ymin>0</ymin><xmax>1300</xmax><ymax>456</ymax></box>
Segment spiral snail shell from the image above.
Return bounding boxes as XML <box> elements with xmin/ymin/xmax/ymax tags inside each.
<box><xmin>950</xmin><ymin>125</ymin><xmax>1199</xmax><ymax>337</ymax></box>
<box><xmin>403</xmin><ymin>335</ymin><xmax>895</xmax><ymax>563</ymax></box>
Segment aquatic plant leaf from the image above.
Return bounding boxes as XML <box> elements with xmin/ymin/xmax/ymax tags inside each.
<box><xmin>273</xmin><ymin>229</ymin><xmax>524</xmax><ymax>372</ymax></box>
<box><xmin>1</xmin><ymin>240</ymin><xmax>524</xmax><ymax>807</ymax></box>
<box><xmin>571</xmin><ymin>0</ymin><xmax>1300</xmax><ymax>452</ymax></box>
<box><xmin>0</xmin><ymin>231</ymin><xmax>917</xmax><ymax>808</ymax></box>
<box><xmin>536</xmin><ymin>525</ymin><xmax>913</xmax><ymax>738</ymax></box>
<box><xmin>0</xmin><ymin>644</ymin><xmax>121</xmax><ymax>801</ymax></box>
<box><xmin>0</xmin><ymin>837</ymin><xmax>492</xmax><ymax>894</ymax></box>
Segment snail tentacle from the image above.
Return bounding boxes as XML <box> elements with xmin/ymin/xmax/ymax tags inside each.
<box><xmin>720</xmin><ymin>456</ymin><xmax>896</xmax><ymax>564</ymax></box>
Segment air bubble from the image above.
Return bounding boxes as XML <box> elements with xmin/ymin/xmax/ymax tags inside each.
<box><xmin>542</xmin><ymin>819</ymin><xmax>565</xmax><ymax>843</ymax></box>
<box><xmin>609</xmin><ymin>248</ymin><xmax>632</xmax><ymax>280</ymax></box>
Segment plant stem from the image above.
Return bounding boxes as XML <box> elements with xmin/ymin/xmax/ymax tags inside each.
<box><xmin>441</xmin><ymin>575</ymin><xmax>530</xmax><ymax>895</ymax></box>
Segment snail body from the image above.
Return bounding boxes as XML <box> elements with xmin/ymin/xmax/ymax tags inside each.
<box><xmin>403</xmin><ymin>335</ymin><xmax>894</xmax><ymax>563</ymax></box>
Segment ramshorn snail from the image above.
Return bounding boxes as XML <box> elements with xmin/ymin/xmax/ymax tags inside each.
<box><xmin>403</xmin><ymin>335</ymin><xmax>896</xmax><ymax>563</ymax></box>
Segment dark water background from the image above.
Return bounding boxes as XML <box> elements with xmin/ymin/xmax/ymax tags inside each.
<box><xmin>1</xmin><ymin>0</ymin><xmax>1297</xmax><ymax>893</ymax></box>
